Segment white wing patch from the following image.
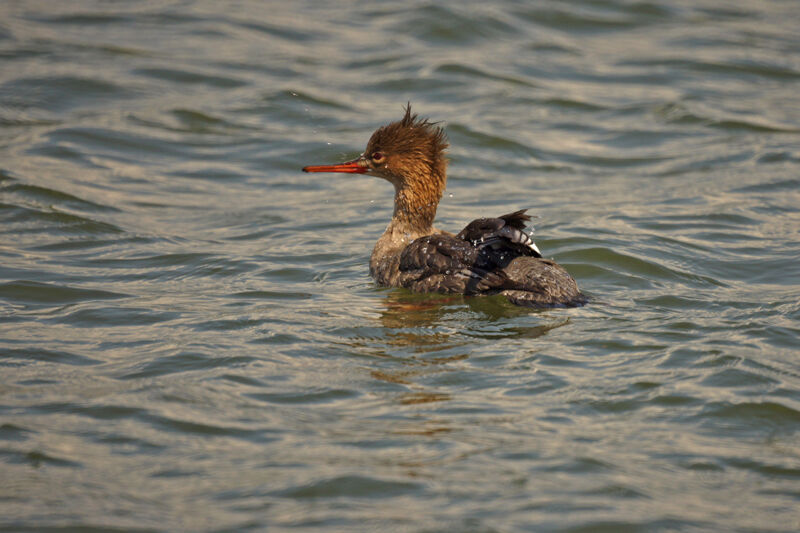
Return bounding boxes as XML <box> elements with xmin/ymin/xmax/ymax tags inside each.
<box><xmin>497</xmin><ymin>226</ymin><xmax>542</xmax><ymax>256</ymax></box>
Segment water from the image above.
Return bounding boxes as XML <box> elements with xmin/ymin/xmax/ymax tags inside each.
<box><xmin>1</xmin><ymin>0</ymin><xmax>799</xmax><ymax>531</ymax></box>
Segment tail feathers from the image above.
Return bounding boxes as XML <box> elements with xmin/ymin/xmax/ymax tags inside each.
<box><xmin>498</xmin><ymin>209</ymin><xmax>532</xmax><ymax>230</ymax></box>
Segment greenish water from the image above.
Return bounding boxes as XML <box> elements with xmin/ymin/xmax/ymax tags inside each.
<box><xmin>1</xmin><ymin>1</ymin><xmax>799</xmax><ymax>531</ymax></box>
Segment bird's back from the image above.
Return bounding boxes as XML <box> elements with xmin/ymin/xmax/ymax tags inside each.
<box><xmin>395</xmin><ymin>211</ymin><xmax>585</xmax><ymax>307</ymax></box>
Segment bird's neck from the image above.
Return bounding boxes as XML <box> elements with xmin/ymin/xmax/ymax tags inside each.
<box><xmin>370</xmin><ymin>203</ymin><xmax>440</xmax><ymax>285</ymax></box>
<box><xmin>390</xmin><ymin>166</ymin><xmax>445</xmax><ymax>234</ymax></box>
<box><xmin>368</xmin><ymin>182</ymin><xmax>440</xmax><ymax>282</ymax></box>
<box><xmin>392</xmin><ymin>186</ymin><xmax>438</xmax><ymax>234</ymax></box>
<box><xmin>369</xmin><ymin>165</ymin><xmax>446</xmax><ymax>283</ymax></box>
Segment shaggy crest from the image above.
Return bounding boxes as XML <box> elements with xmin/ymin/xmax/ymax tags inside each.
<box><xmin>365</xmin><ymin>104</ymin><xmax>448</xmax><ymax>172</ymax></box>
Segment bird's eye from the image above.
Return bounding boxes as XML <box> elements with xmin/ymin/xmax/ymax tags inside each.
<box><xmin>371</xmin><ymin>151</ymin><xmax>385</xmax><ymax>163</ymax></box>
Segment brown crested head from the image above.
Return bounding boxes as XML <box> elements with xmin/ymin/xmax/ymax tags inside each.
<box><xmin>302</xmin><ymin>104</ymin><xmax>449</xmax><ymax>231</ymax></box>
<box><xmin>362</xmin><ymin>104</ymin><xmax>449</xmax><ymax>191</ymax></box>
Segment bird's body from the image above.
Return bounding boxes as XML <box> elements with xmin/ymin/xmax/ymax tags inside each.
<box><xmin>303</xmin><ymin>105</ymin><xmax>585</xmax><ymax>307</ymax></box>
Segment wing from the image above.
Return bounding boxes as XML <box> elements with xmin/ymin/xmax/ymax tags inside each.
<box><xmin>398</xmin><ymin>234</ymin><xmax>506</xmax><ymax>293</ymax></box>
<box><xmin>456</xmin><ymin>209</ymin><xmax>542</xmax><ymax>258</ymax></box>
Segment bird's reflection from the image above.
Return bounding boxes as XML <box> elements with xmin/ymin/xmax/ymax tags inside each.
<box><xmin>363</xmin><ymin>289</ymin><xmax>569</xmax><ymax>397</ymax></box>
<box><xmin>331</xmin><ymin>290</ymin><xmax>575</xmax><ymax>448</ymax></box>
<box><xmin>377</xmin><ymin>288</ymin><xmax>569</xmax><ymax>342</ymax></box>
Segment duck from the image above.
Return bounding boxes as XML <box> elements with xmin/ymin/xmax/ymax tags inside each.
<box><xmin>303</xmin><ymin>104</ymin><xmax>585</xmax><ymax>307</ymax></box>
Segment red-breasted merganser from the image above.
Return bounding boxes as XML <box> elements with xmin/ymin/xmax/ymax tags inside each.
<box><xmin>303</xmin><ymin>105</ymin><xmax>586</xmax><ymax>307</ymax></box>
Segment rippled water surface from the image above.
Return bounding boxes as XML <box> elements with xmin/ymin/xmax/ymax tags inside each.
<box><xmin>1</xmin><ymin>1</ymin><xmax>799</xmax><ymax>531</ymax></box>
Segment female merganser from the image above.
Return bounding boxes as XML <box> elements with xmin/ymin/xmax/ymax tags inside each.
<box><xmin>303</xmin><ymin>105</ymin><xmax>585</xmax><ymax>307</ymax></box>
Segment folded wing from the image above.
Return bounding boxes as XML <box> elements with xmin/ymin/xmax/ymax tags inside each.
<box><xmin>456</xmin><ymin>209</ymin><xmax>542</xmax><ymax>258</ymax></box>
